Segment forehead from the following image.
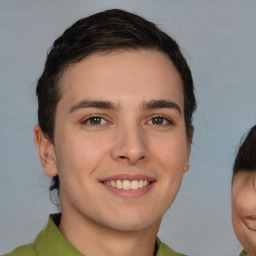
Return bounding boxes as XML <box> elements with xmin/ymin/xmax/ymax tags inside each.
<box><xmin>232</xmin><ymin>171</ymin><xmax>256</xmax><ymax>211</ymax></box>
<box><xmin>58</xmin><ymin>49</ymin><xmax>184</xmax><ymax>109</ymax></box>
<box><xmin>232</xmin><ymin>171</ymin><xmax>256</xmax><ymax>191</ymax></box>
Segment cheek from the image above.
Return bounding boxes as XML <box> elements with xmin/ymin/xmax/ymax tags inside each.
<box><xmin>153</xmin><ymin>137</ymin><xmax>188</xmax><ymax>201</ymax></box>
<box><xmin>232</xmin><ymin>212</ymin><xmax>243</xmax><ymax>238</ymax></box>
<box><xmin>242</xmin><ymin>230</ymin><xmax>256</xmax><ymax>254</ymax></box>
<box><xmin>155</xmin><ymin>137</ymin><xmax>188</xmax><ymax>169</ymax></box>
<box><xmin>55</xmin><ymin>133</ymin><xmax>110</xmax><ymax>178</ymax></box>
<box><xmin>232</xmin><ymin>212</ymin><xmax>256</xmax><ymax>251</ymax></box>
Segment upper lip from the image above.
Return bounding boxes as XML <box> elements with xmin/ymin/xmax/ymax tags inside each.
<box><xmin>99</xmin><ymin>174</ymin><xmax>156</xmax><ymax>182</ymax></box>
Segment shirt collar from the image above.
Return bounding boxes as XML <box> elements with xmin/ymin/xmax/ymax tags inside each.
<box><xmin>33</xmin><ymin>213</ymin><xmax>183</xmax><ymax>256</ymax></box>
<box><xmin>33</xmin><ymin>213</ymin><xmax>83</xmax><ymax>256</ymax></box>
<box><xmin>240</xmin><ymin>250</ymin><xmax>249</xmax><ymax>256</ymax></box>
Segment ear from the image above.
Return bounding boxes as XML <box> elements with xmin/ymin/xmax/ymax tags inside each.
<box><xmin>184</xmin><ymin>143</ymin><xmax>191</xmax><ymax>173</ymax></box>
<box><xmin>183</xmin><ymin>125</ymin><xmax>193</xmax><ymax>173</ymax></box>
<box><xmin>34</xmin><ymin>125</ymin><xmax>58</xmax><ymax>177</ymax></box>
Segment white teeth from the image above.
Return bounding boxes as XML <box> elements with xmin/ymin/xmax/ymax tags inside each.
<box><xmin>123</xmin><ymin>180</ymin><xmax>131</xmax><ymax>190</ymax></box>
<box><xmin>104</xmin><ymin>179</ymin><xmax>150</xmax><ymax>190</ymax></box>
<box><xmin>138</xmin><ymin>180</ymin><xmax>144</xmax><ymax>188</ymax></box>
<box><xmin>116</xmin><ymin>179</ymin><xmax>122</xmax><ymax>189</ymax></box>
<box><xmin>131</xmin><ymin>180</ymin><xmax>138</xmax><ymax>190</ymax></box>
<box><xmin>110</xmin><ymin>180</ymin><xmax>116</xmax><ymax>188</ymax></box>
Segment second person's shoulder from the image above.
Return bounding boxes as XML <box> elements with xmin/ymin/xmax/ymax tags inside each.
<box><xmin>1</xmin><ymin>243</ymin><xmax>37</xmax><ymax>256</ymax></box>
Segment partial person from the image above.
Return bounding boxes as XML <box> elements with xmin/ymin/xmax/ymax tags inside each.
<box><xmin>3</xmin><ymin>9</ymin><xmax>196</xmax><ymax>256</ymax></box>
<box><xmin>232</xmin><ymin>125</ymin><xmax>256</xmax><ymax>256</ymax></box>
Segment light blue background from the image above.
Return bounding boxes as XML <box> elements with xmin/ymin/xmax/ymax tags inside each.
<box><xmin>0</xmin><ymin>1</ymin><xmax>255</xmax><ymax>255</ymax></box>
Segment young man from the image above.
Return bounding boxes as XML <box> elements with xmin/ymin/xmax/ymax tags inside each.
<box><xmin>232</xmin><ymin>125</ymin><xmax>256</xmax><ymax>256</ymax></box>
<box><xmin>4</xmin><ymin>9</ymin><xmax>196</xmax><ymax>256</ymax></box>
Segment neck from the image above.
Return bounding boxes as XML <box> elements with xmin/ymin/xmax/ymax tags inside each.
<box><xmin>59</xmin><ymin>210</ymin><xmax>161</xmax><ymax>256</ymax></box>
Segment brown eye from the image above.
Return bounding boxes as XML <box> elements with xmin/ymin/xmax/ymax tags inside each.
<box><xmin>81</xmin><ymin>116</ymin><xmax>107</xmax><ymax>125</ymax></box>
<box><xmin>89</xmin><ymin>117</ymin><xmax>102</xmax><ymax>124</ymax></box>
<box><xmin>149</xmin><ymin>116</ymin><xmax>172</xmax><ymax>125</ymax></box>
<box><xmin>152</xmin><ymin>117</ymin><xmax>164</xmax><ymax>125</ymax></box>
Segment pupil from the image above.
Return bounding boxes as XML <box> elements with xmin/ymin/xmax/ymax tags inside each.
<box><xmin>90</xmin><ymin>117</ymin><xmax>101</xmax><ymax>124</ymax></box>
<box><xmin>153</xmin><ymin>117</ymin><xmax>163</xmax><ymax>124</ymax></box>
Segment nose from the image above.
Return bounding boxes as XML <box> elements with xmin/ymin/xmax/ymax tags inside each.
<box><xmin>111</xmin><ymin>123</ymin><xmax>149</xmax><ymax>165</ymax></box>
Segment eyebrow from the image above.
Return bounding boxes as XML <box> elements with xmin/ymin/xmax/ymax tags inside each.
<box><xmin>142</xmin><ymin>100</ymin><xmax>182</xmax><ymax>114</ymax></box>
<box><xmin>69</xmin><ymin>99</ymin><xmax>182</xmax><ymax>114</ymax></box>
<box><xmin>69</xmin><ymin>100</ymin><xmax>117</xmax><ymax>113</ymax></box>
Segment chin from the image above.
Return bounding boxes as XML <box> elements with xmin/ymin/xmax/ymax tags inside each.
<box><xmin>104</xmin><ymin>214</ymin><xmax>161</xmax><ymax>232</ymax></box>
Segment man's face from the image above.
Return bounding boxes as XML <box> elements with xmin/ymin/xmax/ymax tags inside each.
<box><xmin>43</xmin><ymin>49</ymin><xmax>190</xmax><ymax>232</ymax></box>
<box><xmin>232</xmin><ymin>171</ymin><xmax>256</xmax><ymax>256</ymax></box>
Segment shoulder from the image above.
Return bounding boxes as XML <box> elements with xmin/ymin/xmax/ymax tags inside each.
<box><xmin>1</xmin><ymin>244</ymin><xmax>37</xmax><ymax>256</ymax></box>
<box><xmin>156</xmin><ymin>238</ymin><xmax>187</xmax><ymax>256</ymax></box>
<box><xmin>239</xmin><ymin>250</ymin><xmax>248</xmax><ymax>256</ymax></box>
<box><xmin>159</xmin><ymin>242</ymin><xmax>187</xmax><ymax>256</ymax></box>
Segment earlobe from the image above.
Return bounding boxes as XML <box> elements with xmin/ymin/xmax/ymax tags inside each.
<box><xmin>184</xmin><ymin>144</ymin><xmax>191</xmax><ymax>173</ymax></box>
<box><xmin>184</xmin><ymin>162</ymin><xmax>190</xmax><ymax>173</ymax></box>
<box><xmin>34</xmin><ymin>125</ymin><xmax>58</xmax><ymax>177</ymax></box>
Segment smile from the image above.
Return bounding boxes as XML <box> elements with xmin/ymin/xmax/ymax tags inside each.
<box><xmin>103</xmin><ymin>179</ymin><xmax>150</xmax><ymax>190</ymax></box>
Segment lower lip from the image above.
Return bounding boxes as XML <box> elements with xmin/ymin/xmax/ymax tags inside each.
<box><xmin>101</xmin><ymin>182</ymin><xmax>155</xmax><ymax>198</ymax></box>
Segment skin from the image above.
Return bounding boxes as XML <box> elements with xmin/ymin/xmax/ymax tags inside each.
<box><xmin>34</xmin><ymin>49</ymin><xmax>191</xmax><ymax>256</ymax></box>
<box><xmin>232</xmin><ymin>171</ymin><xmax>256</xmax><ymax>256</ymax></box>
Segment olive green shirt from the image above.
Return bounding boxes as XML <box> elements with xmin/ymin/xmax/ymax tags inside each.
<box><xmin>3</xmin><ymin>214</ymin><xmax>186</xmax><ymax>256</ymax></box>
<box><xmin>240</xmin><ymin>250</ymin><xmax>249</xmax><ymax>256</ymax></box>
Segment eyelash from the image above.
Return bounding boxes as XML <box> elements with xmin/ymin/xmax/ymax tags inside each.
<box><xmin>80</xmin><ymin>115</ymin><xmax>173</xmax><ymax>127</ymax></box>
<box><xmin>148</xmin><ymin>115</ymin><xmax>173</xmax><ymax>126</ymax></box>
<box><xmin>80</xmin><ymin>115</ymin><xmax>108</xmax><ymax>126</ymax></box>
<box><xmin>247</xmin><ymin>216</ymin><xmax>256</xmax><ymax>220</ymax></box>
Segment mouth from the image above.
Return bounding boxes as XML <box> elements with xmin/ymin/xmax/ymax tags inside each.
<box><xmin>99</xmin><ymin>174</ymin><xmax>156</xmax><ymax>198</ymax></box>
<box><xmin>103</xmin><ymin>179</ymin><xmax>150</xmax><ymax>190</ymax></box>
